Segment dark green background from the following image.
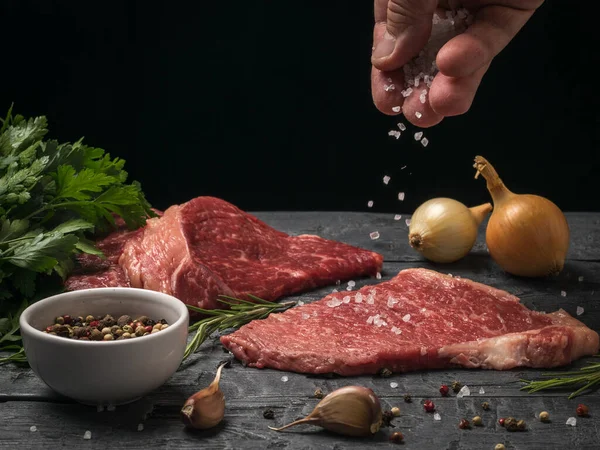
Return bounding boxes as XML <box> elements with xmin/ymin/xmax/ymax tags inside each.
<box><xmin>1</xmin><ymin>1</ymin><xmax>597</xmax><ymax>213</ymax></box>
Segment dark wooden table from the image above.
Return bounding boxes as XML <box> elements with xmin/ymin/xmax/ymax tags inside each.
<box><xmin>1</xmin><ymin>212</ymin><xmax>599</xmax><ymax>450</ymax></box>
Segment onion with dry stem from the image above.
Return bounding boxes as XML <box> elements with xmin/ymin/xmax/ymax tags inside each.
<box><xmin>473</xmin><ymin>156</ymin><xmax>570</xmax><ymax>277</ymax></box>
<box><xmin>408</xmin><ymin>198</ymin><xmax>492</xmax><ymax>263</ymax></box>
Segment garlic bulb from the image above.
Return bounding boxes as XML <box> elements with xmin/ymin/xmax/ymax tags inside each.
<box><xmin>269</xmin><ymin>385</ymin><xmax>383</xmax><ymax>437</ymax></box>
<box><xmin>474</xmin><ymin>156</ymin><xmax>570</xmax><ymax>277</ymax></box>
<box><xmin>408</xmin><ymin>198</ymin><xmax>492</xmax><ymax>263</ymax></box>
<box><xmin>181</xmin><ymin>362</ymin><xmax>227</xmax><ymax>429</ymax></box>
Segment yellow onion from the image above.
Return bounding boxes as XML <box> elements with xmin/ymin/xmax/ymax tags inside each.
<box><xmin>473</xmin><ymin>156</ymin><xmax>570</xmax><ymax>277</ymax></box>
<box><xmin>408</xmin><ymin>198</ymin><xmax>492</xmax><ymax>263</ymax></box>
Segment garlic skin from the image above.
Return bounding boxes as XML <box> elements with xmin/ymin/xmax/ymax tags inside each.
<box><xmin>269</xmin><ymin>385</ymin><xmax>383</xmax><ymax>437</ymax></box>
<box><xmin>181</xmin><ymin>363</ymin><xmax>226</xmax><ymax>429</ymax></box>
<box><xmin>408</xmin><ymin>198</ymin><xmax>492</xmax><ymax>263</ymax></box>
<box><xmin>474</xmin><ymin>156</ymin><xmax>570</xmax><ymax>277</ymax></box>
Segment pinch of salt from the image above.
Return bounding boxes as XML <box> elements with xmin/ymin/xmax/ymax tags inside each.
<box><xmin>479</xmin><ymin>387</ymin><xmax>485</xmax><ymax>394</ymax></box>
<box><xmin>370</xmin><ymin>231</ymin><xmax>380</xmax><ymax>240</ymax></box>
<box><xmin>421</xmin><ymin>137</ymin><xmax>429</xmax><ymax>147</ymax></box>
<box><xmin>577</xmin><ymin>306</ymin><xmax>584</xmax><ymax>316</ymax></box>
<box><xmin>383</xmin><ymin>175</ymin><xmax>391</xmax><ymax>185</ymax></box>
<box><xmin>30</xmin><ymin>426</ymin><xmax>37</xmax><ymax>432</ymax></box>
<box><xmin>392</xmin><ymin>106</ymin><xmax>401</xmax><ymax>113</ymax></box>
<box><xmin>414</xmin><ymin>131</ymin><xmax>423</xmax><ymax>141</ymax></box>
<box><xmin>456</xmin><ymin>385</ymin><xmax>471</xmax><ymax>398</ymax></box>
<box><xmin>281</xmin><ymin>376</ymin><xmax>289</xmax><ymax>382</ymax></box>
<box><xmin>566</xmin><ymin>417</ymin><xmax>577</xmax><ymax>427</ymax></box>
<box><xmin>434</xmin><ymin>412</ymin><xmax>441</xmax><ymax>421</ymax></box>
<box><xmin>398</xmin><ymin>192</ymin><xmax>405</xmax><ymax>201</ymax></box>
<box><xmin>415</xmin><ymin>112</ymin><xmax>422</xmax><ymax>119</ymax></box>
<box><xmin>402</xmin><ymin>314</ymin><xmax>411</xmax><ymax>322</ymax></box>
<box><xmin>397</xmin><ymin>122</ymin><xmax>407</xmax><ymax>131</ymax></box>
<box><xmin>367</xmin><ymin>200</ymin><xmax>374</xmax><ymax>208</ymax></box>
<box><xmin>561</xmin><ymin>290</ymin><xmax>567</xmax><ymax>297</ymax></box>
<box><xmin>83</xmin><ymin>431</ymin><xmax>92</xmax><ymax>440</ymax></box>
<box><xmin>390</xmin><ymin>382</ymin><xmax>399</xmax><ymax>389</ymax></box>
<box><xmin>394</xmin><ymin>214</ymin><xmax>402</xmax><ymax>221</ymax></box>
<box><xmin>137</xmin><ymin>424</ymin><xmax>144</xmax><ymax>432</ymax></box>
<box><xmin>376</xmin><ymin>272</ymin><xmax>382</xmax><ymax>279</ymax></box>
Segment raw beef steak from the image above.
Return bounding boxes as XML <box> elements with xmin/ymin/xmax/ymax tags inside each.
<box><xmin>66</xmin><ymin>197</ymin><xmax>383</xmax><ymax>310</ymax></box>
<box><xmin>221</xmin><ymin>268</ymin><xmax>599</xmax><ymax>375</ymax></box>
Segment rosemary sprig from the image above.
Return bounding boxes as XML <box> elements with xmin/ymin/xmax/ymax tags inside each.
<box><xmin>0</xmin><ymin>347</ymin><xmax>27</xmax><ymax>365</ymax></box>
<box><xmin>520</xmin><ymin>356</ymin><xmax>600</xmax><ymax>399</ymax></box>
<box><xmin>183</xmin><ymin>294</ymin><xmax>296</xmax><ymax>361</ymax></box>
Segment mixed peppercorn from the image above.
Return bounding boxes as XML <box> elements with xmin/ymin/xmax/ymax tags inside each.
<box><xmin>42</xmin><ymin>314</ymin><xmax>169</xmax><ymax>341</ymax></box>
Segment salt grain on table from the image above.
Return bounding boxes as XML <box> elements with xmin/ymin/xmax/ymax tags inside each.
<box><xmin>397</xmin><ymin>122</ymin><xmax>407</xmax><ymax>131</ymax></box>
<box><xmin>137</xmin><ymin>424</ymin><xmax>144</xmax><ymax>432</ymax></box>
<box><xmin>394</xmin><ymin>214</ymin><xmax>402</xmax><ymax>221</ymax></box>
<box><xmin>281</xmin><ymin>376</ymin><xmax>289</xmax><ymax>383</ymax></box>
<box><xmin>83</xmin><ymin>431</ymin><xmax>92</xmax><ymax>440</ymax></box>
<box><xmin>566</xmin><ymin>417</ymin><xmax>577</xmax><ymax>427</ymax></box>
<box><xmin>390</xmin><ymin>382</ymin><xmax>399</xmax><ymax>389</ymax></box>
<box><xmin>414</xmin><ymin>131</ymin><xmax>423</xmax><ymax>141</ymax></box>
<box><xmin>392</xmin><ymin>106</ymin><xmax>401</xmax><ymax>113</ymax></box>
<box><xmin>30</xmin><ymin>426</ymin><xmax>37</xmax><ymax>432</ymax></box>
<box><xmin>383</xmin><ymin>175</ymin><xmax>391</xmax><ymax>185</ymax></box>
<box><xmin>367</xmin><ymin>200</ymin><xmax>374</xmax><ymax>208</ymax></box>
<box><xmin>479</xmin><ymin>387</ymin><xmax>485</xmax><ymax>394</ymax></box>
<box><xmin>398</xmin><ymin>192</ymin><xmax>405</xmax><ymax>201</ymax></box>
<box><xmin>421</xmin><ymin>137</ymin><xmax>429</xmax><ymax>147</ymax></box>
<box><xmin>457</xmin><ymin>385</ymin><xmax>471</xmax><ymax>398</ymax></box>
<box><xmin>348</xmin><ymin>280</ymin><xmax>355</xmax><ymax>287</ymax></box>
<box><xmin>434</xmin><ymin>412</ymin><xmax>441</xmax><ymax>421</ymax></box>
<box><xmin>577</xmin><ymin>306</ymin><xmax>584</xmax><ymax>316</ymax></box>
<box><xmin>370</xmin><ymin>231</ymin><xmax>380</xmax><ymax>240</ymax></box>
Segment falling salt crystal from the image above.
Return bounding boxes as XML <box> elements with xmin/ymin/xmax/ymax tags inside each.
<box><xmin>398</xmin><ymin>192</ymin><xmax>405</xmax><ymax>201</ymax></box>
<box><xmin>405</xmin><ymin>218</ymin><xmax>411</xmax><ymax>226</ymax></box>
<box><xmin>402</xmin><ymin>314</ymin><xmax>411</xmax><ymax>322</ymax></box>
<box><xmin>578</xmin><ymin>276</ymin><xmax>584</xmax><ymax>282</ymax></box>
<box><xmin>390</xmin><ymin>382</ymin><xmax>399</xmax><ymax>389</ymax></box>
<box><xmin>367</xmin><ymin>200</ymin><xmax>374</xmax><ymax>208</ymax></box>
<box><xmin>83</xmin><ymin>431</ymin><xmax>92</xmax><ymax>440</ymax></box>
<box><xmin>421</xmin><ymin>137</ymin><xmax>429</xmax><ymax>147</ymax></box>
<box><xmin>566</xmin><ymin>417</ymin><xmax>577</xmax><ymax>426</ymax></box>
<box><xmin>415</xmin><ymin>111</ymin><xmax>422</xmax><ymax>119</ymax></box>
<box><xmin>479</xmin><ymin>387</ymin><xmax>485</xmax><ymax>394</ymax></box>
<box><xmin>394</xmin><ymin>214</ymin><xmax>402</xmax><ymax>221</ymax></box>
<box><xmin>392</xmin><ymin>106</ymin><xmax>401</xmax><ymax>113</ymax></box>
<box><xmin>434</xmin><ymin>412</ymin><xmax>441</xmax><ymax>421</ymax></box>
<box><xmin>302</xmin><ymin>313</ymin><xmax>310</xmax><ymax>319</ymax></box>
<box><xmin>370</xmin><ymin>231</ymin><xmax>380</xmax><ymax>240</ymax></box>
<box><xmin>30</xmin><ymin>426</ymin><xmax>37</xmax><ymax>432</ymax></box>
<box><xmin>456</xmin><ymin>385</ymin><xmax>471</xmax><ymax>398</ymax></box>
<box><xmin>397</xmin><ymin>122</ymin><xmax>407</xmax><ymax>131</ymax></box>
<box><xmin>281</xmin><ymin>376</ymin><xmax>289</xmax><ymax>383</ymax></box>
<box><xmin>106</xmin><ymin>404</ymin><xmax>116</xmax><ymax>412</ymax></box>
<box><xmin>383</xmin><ymin>175</ymin><xmax>391</xmax><ymax>185</ymax></box>
<box><xmin>96</xmin><ymin>405</ymin><xmax>104</xmax><ymax>413</ymax></box>
<box><xmin>388</xmin><ymin>130</ymin><xmax>401</xmax><ymax>139</ymax></box>
<box><xmin>561</xmin><ymin>290</ymin><xmax>567</xmax><ymax>297</ymax></box>
<box><xmin>376</xmin><ymin>272</ymin><xmax>382</xmax><ymax>279</ymax></box>
<box><xmin>414</xmin><ymin>131</ymin><xmax>423</xmax><ymax>141</ymax></box>
<box><xmin>577</xmin><ymin>306</ymin><xmax>584</xmax><ymax>316</ymax></box>
<box><xmin>297</xmin><ymin>300</ymin><xmax>305</xmax><ymax>305</ymax></box>
<box><xmin>137</xmin><ymin>423</ymin><xmax>144</xmax><ymax>432</ymax></box>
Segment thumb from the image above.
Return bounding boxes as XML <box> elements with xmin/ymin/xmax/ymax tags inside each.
<box><xmin>371</xmin><ymin>0</ymin><xmax>437</xmax><ymax>72</ymax></box>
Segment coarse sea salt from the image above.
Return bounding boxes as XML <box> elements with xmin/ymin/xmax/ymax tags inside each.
<box><xmin>561</xmin><ymin>290</ymin><xmax>567</xmax><ymax>297</ymax></box>
<box><xmin>414</xmin><ymin>131</ymin><xmax>423</xmax><ymax>141</ymax></box>
<box><xmin>30</xmin><ymin>426</ymin><xmax>37</xmax><ymax>432</ymax></box>
<box><xmin>326</xmin><ymin>298</ymin><xmax>342</xmax><ymax>307</ymax></box>
<box><xmin>137</xmin><ymin>424</ymin><xmax>144</xmax><ymax>432</ymax></box>
<box><xmin>456</xmin><ymin>385</ymin><xmax>471</xmax><ymax>398</ymax></box>
<box><xmin>390</xmin><ymin>382</ymin><xmax>399</xmax><ymax>389</ymax></box>
<box><xmin>355</xmin><ymin>292</ymin><xmax>363</xmax><ymax>303</ymax></box>
<box><xmin>367</xmin><ymin>296</ymin><xmax>375</xmax><ymax>305</ymax></box>
<box><xmin>415</xmin><ymin>111</ymin><xmax>422</xmax><ymax>119</ymax></box>
<box><xmin>402</xmin><ymin>314</ymin><xmax>411</xmax><ymax>322</ymax></box>
<box><xmin>421</xmin><ymin>137</ymin><xmax>429</xmax><ymax>147</ymax></box>
<box><xmin>367</xmin><ymin>200</ymin><xmax>374</xmax><ymax>208</ymax></box>
<box><xmin>302</xmin><ymin>313</ymin><xmax>310</xmax><ymax>320</ymax></box>
<box><xmin>434</xmin><ymin>412</ymin><xmax>441</xmax><ymax>421</ymax></box>
<box><xmin>577</xmin><ymin>306</ymin><xmax>584</xmax><ymax>316</ymax></box>
<box><xmin>281</xmin><ymin>376</ymin><xmax>289</xmax><ymax>382</ymax></box>
<box><xmin>397</xmin><ymin>122</ymin><xmax>407</xmax><ymax>131</ymax></box>
<box><xmin>394</xmin><ymin>214</ymin><xmax>402</xmax><ymax>221</ymax></box>
<box><xmin>387</xmin><ymin>297</ymin><xmax>398</xmax><ymax>308</ymax></box>
<box><xmin>388</xmin><ymin>130</ymin><xmax>401</xmax><ymax>139</ymax></box>
<box><xmin>370</xmin><ymin>231</ymin><xmax>380</xmax><ymax>240</ymax></box>
<box><xmin>343</xmin><ymin>295</ymin><xmax>351</xmax><ymax>304</ymax></box>
<box><xmin>298</xmin><ymin>300</ymin><xmax>306</xmax><ymax>305</ymax></box>
<box><xmin>376</xmin><ymin>272</ymin><xmax>382</xmax><ymax>279</ymax></box>
<box><xmin>383</xmin><ymin>175</ymin><xmax>391</xmax><ymax>185</ymax></box>
<box><xmin>392</xmin><ymin>106</ymin><xmax>401</xmax><ymax>113</ymax></box>
<box><xmin>83</xmin><ymin>431</ymin><xmax>92</xmax><ymax>440</ymax></box>
<box><xmin>405</xmin><ymin>218</ymin><xmax>411</xmax><ymax>226</ymax></box>
<box><xmin>398</xmin><ymin>192</ymin><xmax>405</xmax><ymax>201</ymax></box>
<box><xmin>479</xmin><ymin>387</ymin><xmax>485</xmax><ymax>394</ymax></box>
<box><xmin>566</xmin><ymin>417</ymin><xmax>577</xmax><ymax>426</ymax></box>
<box><xmin>367</xmin><ymin>316</ymin><xmax>374</xmax><ymax>324</ymax></box>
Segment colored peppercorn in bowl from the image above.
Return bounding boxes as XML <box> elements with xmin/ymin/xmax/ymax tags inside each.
<box><xmin>20</xmin><ymin>287</ymin><xmax>189</xmax><ymax>406</ymax></box>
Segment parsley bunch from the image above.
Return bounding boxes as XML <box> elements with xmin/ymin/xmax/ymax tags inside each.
<box><xmin>0</xmin><ymin>105</ymin><xmax>155</xmax><ymax>363</ymax></box>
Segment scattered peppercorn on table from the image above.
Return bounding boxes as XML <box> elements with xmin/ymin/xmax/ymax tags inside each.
<box><xmin>1</xmin><ymin>211</ymin><xmax>599</xmax><ymax>450</ymax></box>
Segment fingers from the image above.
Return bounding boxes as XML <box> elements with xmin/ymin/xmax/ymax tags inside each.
<box><xmin>371</xmin><ymin>0</ymin><xmax>438</xmax><ymax>72</ymax></box>
<box><xmin>371</xmin><ymin>67</ymin><xmax>407</xmax><ymax>116</ymax></box>
<box><xmin>436</xmin><ymin>5</ymin><xmax>537</xmax><ymax>78</ymax></box>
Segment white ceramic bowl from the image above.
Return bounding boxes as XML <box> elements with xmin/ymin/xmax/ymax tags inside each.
<box><xmin>20</xmin><ymin>287</ymin><xmax>189</xmax><ymax>406</ymax></box>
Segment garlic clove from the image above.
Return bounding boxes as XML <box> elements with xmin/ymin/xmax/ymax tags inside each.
<box><xmin>181</xmin><ymin>362</ymin><xmax>227</xmax><ymax>429</ymax></box>
<box><xmin>269</xmin><ymin>385</ymin><xmax>383</xmax><ymax>437</ymax></box>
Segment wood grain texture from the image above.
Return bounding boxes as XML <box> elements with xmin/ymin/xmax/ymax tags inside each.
<box><xmin>1</xmin><ymin>212</ymin><xmax>599</xmax><ymax>449</ymax></box>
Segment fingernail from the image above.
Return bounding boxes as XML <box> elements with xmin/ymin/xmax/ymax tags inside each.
<box><xmin>372</xmin><ymin>31</ymin><xmax>396</xmax><ymax>59</ymax></box>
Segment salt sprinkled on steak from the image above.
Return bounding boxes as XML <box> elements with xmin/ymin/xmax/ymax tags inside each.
<box><xmin>221</xmin><ymin>269</ymin><xmax>600</xmax><ymax>376</ymax></box>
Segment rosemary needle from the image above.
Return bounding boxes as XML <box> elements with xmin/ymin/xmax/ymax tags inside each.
<box><xmin>520</xmin><ymin>356</ymin><xmax>600</xmax><ymax>399</ymax></box>
<box><xmin>183</xmin><ymin>294</ymin><xmax>296</xmax><ymax>361</ymax></box>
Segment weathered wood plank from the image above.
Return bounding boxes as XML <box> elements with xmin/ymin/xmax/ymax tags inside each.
<box><xmin>251</xmin><ymin>212</ymin><xmax>600</xmax><ymax>262</ymax></box>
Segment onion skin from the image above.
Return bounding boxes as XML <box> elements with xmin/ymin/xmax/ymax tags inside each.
<box><xmin>474</xmin><ymin>156</ymin><xmax>570</xmax><ymax>277</ymax></box>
